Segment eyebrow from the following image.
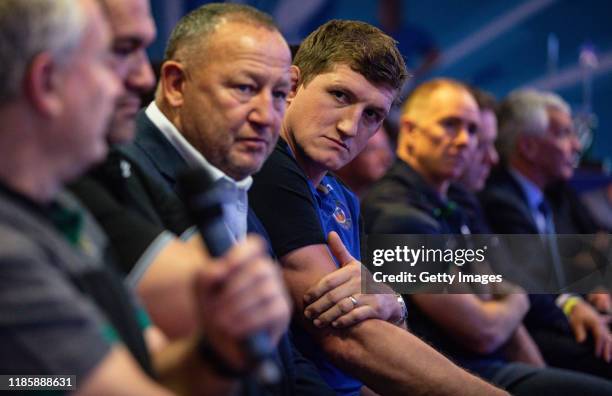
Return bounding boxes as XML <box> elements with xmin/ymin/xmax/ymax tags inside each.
<box><xmin>330</xmin><ymin>84</ymin><xmax>388</xmax><ymax>114</ymax></box>
<box><xmin>239</xmin><ymin>70</ymin><xmax>292</xmax><ymax>88</ymax></box>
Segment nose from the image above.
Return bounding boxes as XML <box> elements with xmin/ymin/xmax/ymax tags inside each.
<box><xmin>126</xmin><ymin>51</ymin><xmax>156</xmax><ymax>94</ymax></box>
<box><xmin>336</xmin><ymin>107</ymin><xmax>360</xmax><ymax>138</ymax></box>
<box><xmin>248</xmin><ymin>91</ymin><xmax>280</xmax><ymax>131</ymax></box>
<box><xmin>454</xmin><ymin>125</ymin><xmax>473</xmax><ymax>149</ymax></box>
<box><xmin>570</xmin><ymin>134</ymin><xmax>582</xmax><ymax>154</ymax></box>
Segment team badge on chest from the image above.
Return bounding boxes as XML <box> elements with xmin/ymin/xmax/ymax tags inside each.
<box><xmin>333</xmin><ymin>200</ymin><xmax>352</xmax><ymax>230</ymax></box>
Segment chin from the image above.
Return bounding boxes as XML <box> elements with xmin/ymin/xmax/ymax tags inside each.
<box><xmin>472</xmin><ymin>179</ymin><xmax>486</xmax><ymax>192</ymax></box>
<box><xmin>560</xmin><ymin>170</ymin><xmax>574</xmax><ymax>181</ymax></box>
<box><xmin>325</xmin><ymin>154</ymin><xmax>351</xmax><ymax>171</ymax></box>
<box><xmin>107</xmin><ymin>121</ymin><xmax>136</xmax><ymax>145</ymax></box>
<box><xmin>69</xmin><ymin>148</ymin><xmax>107</xmax><ymax>181</ymax></box>
<box><xmin>448</xmin><ymin>168</ymin><xmax>464</xmax><ymax>180</ymax></box>
<box><xmin>231</xmin><ymin>162</ymin><xmax>262</xmax><ymax>180</ymax></box>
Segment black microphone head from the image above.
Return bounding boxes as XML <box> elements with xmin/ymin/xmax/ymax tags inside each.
<box><xmin>178</xmin><ymin>167</ymin><xmax>225</xmax><ymax>226</ymax></box>
<box><xmin>178</xmin><ymin>167</ymin><xmax>215</xmax><ymax>199</ymax></box>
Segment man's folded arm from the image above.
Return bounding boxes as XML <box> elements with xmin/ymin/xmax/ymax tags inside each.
<box><xmin>410</xmin><ymin>293</ymin><xmax>529</xmax><ymax>355</ymax></box>
<box><xmin>281</xmin><ymin>244</ymin><xmax>507</xmax><ymax>396</ymax></box>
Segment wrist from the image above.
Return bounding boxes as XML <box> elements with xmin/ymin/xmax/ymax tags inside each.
<box><xmin>389</xmin><ymin>293</ymin><xmax>408</xmax><ymax>326</ymax></box>
<box><xmin>197</xmin><ymin>336</ymin><xmax>246</xmax><ymax>379</ymax></box>
<box><xmin>561</xmin><ymin>296</ymin><xmax>582</xmax><ymax>317</ymax></box>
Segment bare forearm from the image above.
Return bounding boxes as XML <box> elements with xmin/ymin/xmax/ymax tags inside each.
<box><xmin>480</xmin><ymin>295</ymin><xmax>528</xmax><ymax>342</ymax></box>
<box><xmin>410</xmin><ymin>294</ymin><xmax>527</xmax><ymax>354</ymax></box>
<box><xmin>502</xmin><ymin>325</ymin><xmax>545</xmax><ymax>367</ymax></box>
<box><xmin>319</xmin><ymin>319</ymin><xmax>506</xmax><ymax>396</ymax></box>
<box><xmin>280</xmin><ymin>246</ymin><xmax>505</xmax><ymax>395</ymax></box>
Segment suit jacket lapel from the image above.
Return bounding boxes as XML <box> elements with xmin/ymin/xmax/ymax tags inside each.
<box><xmin>501</xmin><ymin>168</ymin><xmax>541</xmax><ymax>233</ymax></box>
<box><xmin>133</xmin><ymin>110</ymin><xmax>188</xmax><ymax>192</ymax></box>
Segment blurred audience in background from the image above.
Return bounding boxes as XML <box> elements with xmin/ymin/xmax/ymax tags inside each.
<box><xmin>335</xmin><ymin>121</ymin><xmax>395</xmax><ymax>199</ymax></box>
<box><xmin>581</xmin><ymin>182</ymin><xmax>612</xmax><ymax>231</ymax></box>
<box><xmin>449</xmin><ymin>86</ymin><xmax>499</xmax><ymax>234</ymax></box>
<box><xmin>378</xmin><ymin>0</ymin><xmax>439</xmax><ymax>83</ymax></box>
<box><xmin>458</xmin><ymin>87</ymin><xmax>500</xmax><ymax>193</ymax></box>
<box><xmin>363</xmin><ymin>78</ymin><xmax>612</xmax><ymax>393</ymax></box>
<box><xmin>480</xmin><ymin>88</ymin><xmax>612</xmax><ymax>379</ymax></box>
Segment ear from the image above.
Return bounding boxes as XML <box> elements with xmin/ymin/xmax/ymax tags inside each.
<box><xmin>396</xmin><ymin>115</ymin><xmax>416</xmax><ymax>156</ymax></box>
<box><xmin>159</xmin><ymin>61</ymin><xmax>187</xmax><ymax>108</ymax></box>
<box><xmin>24</xmin><ymin>52</ymin><xmax>63</xmax><ymax>117</ymax></box>
<box><xmin>286</xmin><ymin>65</ymin><xmax>301</xmax><ymax>105</ymax></box>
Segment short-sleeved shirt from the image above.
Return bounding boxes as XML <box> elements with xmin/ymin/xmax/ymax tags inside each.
<box><xmin>0</xmin><ymin>184</ymin><xmax>152</xmax><ymax>382</ymax></box>
<box><xmin>250</xmin><ymin>138</ymin><xmax>362</xmax><ymax>396</ymax></box>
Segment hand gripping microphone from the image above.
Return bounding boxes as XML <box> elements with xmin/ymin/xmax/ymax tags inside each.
<box><xmin>178</xmin><ymin>167</ymin><xmax>281</xmax><ymax>385</ymax></box>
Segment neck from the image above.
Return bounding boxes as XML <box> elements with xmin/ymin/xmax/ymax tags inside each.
<box><xmin>0</xmin><ymin>108</ymin><xmax>62</xmax><ymax>203</ymax></box>
<box><xmin>0</xmin><ymin>141</ymin><xmax>59</xmax><ymax>204</ymax></box>
<box><xmin>280</xmin><ymin>126</ymin><xmax>327</xmax><ymax>187</ymax></box>
<box><xmin>157</xmin><ymin>98</ymin><xmax>184</xmax><ymax>134</ymax></box>
<box><xmin>348</xmin><ymin>183</ymin><xmax>367</xmax><ymax>199</ymax></box>
<box><xmin>397</xmin><ymin>151</ymin><xmax>449</xmax><ymax>198</ymax></box>
<box><xmin>0</xmin><ymin>169</ymin><xmax>58</xmax><ymax>203</ymax></box>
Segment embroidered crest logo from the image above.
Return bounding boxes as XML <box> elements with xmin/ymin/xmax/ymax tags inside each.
<box><xmin>333</xmin><ymin>201</ymin><xmax>352</xmax><ymax>230</ymax></box>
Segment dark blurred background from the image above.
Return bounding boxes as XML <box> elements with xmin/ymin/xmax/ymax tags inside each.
<box><xmin>148</xmin><ymin>0</ymin><xmax>612</xmax><ymax>169</ymax></box>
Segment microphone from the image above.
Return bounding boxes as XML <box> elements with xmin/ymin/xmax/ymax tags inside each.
<box><xmin>178</xmin><ymin>167</ymin><xmax>281</xmax><ymax>385</ymax></box>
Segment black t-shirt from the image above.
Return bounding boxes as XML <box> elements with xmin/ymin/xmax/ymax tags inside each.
<box><xmin>363</xmin><ymin>160</ymin><xmax>508</xmax><ymax>374</ymax></box>
<box><xmin>250</xmin><ymin>139</ymin><xmax>365</xmax><ymax>394</ymax></box>
<box><xmin>249</xmin><ymin>139</ymin><xmax>326</xmax><ymax>258</ymax></box>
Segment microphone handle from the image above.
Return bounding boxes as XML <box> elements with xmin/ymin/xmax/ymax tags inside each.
<box><xmin>195</xmin><ymin>211</ymin><xmax>281</xmax><ymax>385</ymax></box>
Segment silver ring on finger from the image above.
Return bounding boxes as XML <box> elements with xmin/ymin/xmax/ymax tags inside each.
<box><xmin>349</xmin><ymin>295</ymin><xmax>358</xmax><ymax>307</ymax></box>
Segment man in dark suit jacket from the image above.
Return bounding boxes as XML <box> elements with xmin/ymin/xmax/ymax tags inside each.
<box><xmin>67</xmin><ymin>2</ymin><xmax>341</xmax><ymax>395</ymax></box>
<box><xmin>480</xmin><ymin>88</ymin><xmax>612</xmax><ymax>379</ymax></box>
<box><xmin>118</xmin><ymin>110</ymin><xmax>271</xmax><ymax>241</ymax></box>
<box><xmin>89</xmin><ymin>2</ymin><xmax>377</xmax><ymax>394</ymax></box>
